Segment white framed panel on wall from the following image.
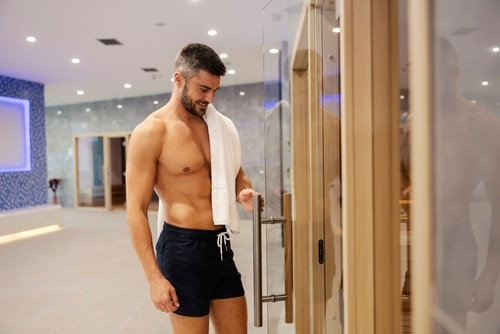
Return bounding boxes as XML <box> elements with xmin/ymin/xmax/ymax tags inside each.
<box><xmin>0</xmin><ymin>96</ymin><xmax>31</xmax><ymax>172</ymax></box>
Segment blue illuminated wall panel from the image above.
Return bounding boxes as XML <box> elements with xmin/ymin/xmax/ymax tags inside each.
<box><xmin>0</xmin><ymin>96</ymin><xmax>31</xmax><ymax>172</ymax></box>
<box><xmin>0</xmin><ymin>75</ymin><xmax>47</xmax><ymax>211</ymax></box>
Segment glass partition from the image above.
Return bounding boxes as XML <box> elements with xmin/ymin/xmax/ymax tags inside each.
<box><xmin>262</xmin><ymin>0</ymin><xmax>297</xmax><ymax>332</ymax></box>
<box><xmin>75</xmin><ymin>136</ymin><xmax>105</xmax><ymax>208</ymax></box>
<box><xmin>262</xmin><ymin>0</ymin><xmax>342</xmax><ymax>332</ymax></box>
<box><xmin>320</xmin><ymin>9</ymin><xmax>342</xmax><ymax>334</ymax></box>
<box><xmin>432</xmin><ymin>2</ymin><xmax>500</xmax><ymax>332</ymax></box>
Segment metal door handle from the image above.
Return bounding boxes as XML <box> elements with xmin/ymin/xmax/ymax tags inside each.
<box><xmin>253</xmin><ymin>193</ymin><xmax>293</xmax><ymax>327</ymax></box>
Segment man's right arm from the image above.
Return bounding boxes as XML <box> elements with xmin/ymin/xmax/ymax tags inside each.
<box><xmin>125</xmin><ymin>118</ymin><xmax>180</xmax><ymax>313</ymax></box>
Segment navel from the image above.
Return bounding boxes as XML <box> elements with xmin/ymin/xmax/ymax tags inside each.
<box><xmin>182</xmin><ymin>166</ymin><xmax>190</xmax><ymax>173</ymax></box>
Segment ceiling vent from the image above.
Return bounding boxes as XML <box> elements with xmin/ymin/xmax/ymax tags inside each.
<box><xmin>97</xmin><ymin>38</ymin><xmax>122</xmax><ymax>46</ymax></box>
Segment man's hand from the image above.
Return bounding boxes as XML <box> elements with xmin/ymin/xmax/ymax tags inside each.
<box><xmin>468</xmin><ymin>273</ymin><xmax>496</xmax><ymax>313</ymax></box>
<box><xmin>150</xmin><ymin>276</ymin><xmax>180</xmax><ymax>313</ymax></box>
<box><xmin>238</xmin><ymin>188</ymin><xmax>264</xmax><ymax>212</ymax></box>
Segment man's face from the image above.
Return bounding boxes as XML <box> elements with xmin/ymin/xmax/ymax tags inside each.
<box><xmin>180</xmin><ymin>70</ymin><xmax>221</xmax><ymax>117</ymax></box>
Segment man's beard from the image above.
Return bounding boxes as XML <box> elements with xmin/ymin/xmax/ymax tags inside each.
<box><xmin>181</xmin><ymin>85</ymin><xmax>208</xmax><ymax>117</ymax></box>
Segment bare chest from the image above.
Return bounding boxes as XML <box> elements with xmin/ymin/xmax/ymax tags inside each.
<box><xmin>436</xmin><ymin>118</ymin><xmax>481</xmax><ymax>195</ymax></box>
<box><xmin>161</xmin><ymin>121</ymin><xmax>211</xmax><ymax>175</ymax></box>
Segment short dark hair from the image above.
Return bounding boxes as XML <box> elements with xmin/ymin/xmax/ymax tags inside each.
<box><xmin>174</xmin><ymin>43</ymin><xmax>227</xmax><ymax>80</ymax></box>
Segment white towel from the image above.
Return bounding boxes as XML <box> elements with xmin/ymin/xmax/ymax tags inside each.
<box><xmin>156</xmin><ymin>199</ymin><xmax>165</xmax><ymax>243</ymax></box>
<box><xmin>156</xmin><ymin>104</ymin><xmax>241</xmax><ymax>239</ymax></box>
<box><xmin>203</xmin><ymin>104</ymin><xmax>242</xmax><ymax>233</ymax></box>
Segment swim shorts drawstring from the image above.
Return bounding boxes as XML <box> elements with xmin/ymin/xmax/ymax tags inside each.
<box><xmin>217</xmin><ymin>231</ymin><xmax>231</xmax><ymax>261</ymax></box>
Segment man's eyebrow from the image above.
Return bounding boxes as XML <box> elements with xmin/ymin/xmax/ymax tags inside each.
<box><xmin>199</xmin><ymin>84</ymin><xmax>220</xmax><ymax>91</ymax></box>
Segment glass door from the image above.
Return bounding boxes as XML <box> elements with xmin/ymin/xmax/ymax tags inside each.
<box><xmin>106</xmin><ymin>135</ymin><xmax>128</xmax><ymax>210</ymax></box>
<box><xmin>408</xmin><ymin>1</ymin><xmax>500</xmax><ymax>333</ymax></box>
<box><xmin>74</xmin><ymin>135</ymin><xmax>106</xmax><ymax>209</ymax></box>
<box><xmin>260</xmin><ymin>1</ymin><xmax>342</xmax><ymax>333</ymax></box>
<box><xmin>73</xmin><ymin>132</ymin><xmax>131</xmax><ymax>210</ymax></box>
<box><xmin>262</xmin><ymin>0</ymin><xmax>296</xmax><ymax>332</ymax></box>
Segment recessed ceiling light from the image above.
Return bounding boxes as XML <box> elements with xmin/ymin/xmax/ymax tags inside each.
<box><xmin>220</xmin><ymin>53</ymin><xmax>228</xmax><ymax>59</ymax></box>
<box><xmin>57</xmin><ymin>110</ymin><xmax>62</xmax><ymax>115</ymax></box>
<box><xmin>117</xmin><ymin>105</ymin><xmax>123</xmax><ymax>109</ymax></box>
<box><xmin>239</xmin><ymin>91</ymin><xmax>245</xmax><ymax>96</ymax></box>
<box><xmin>208</xmin><ymin>29</ymin><xmax>217</xmax><ymax>36</ymax></box>
<box><xmin>85</xmin><ymin>108</ymin><xmax>91</xmax><ymax>112</ymax></box>
<box><xmin>227</xmin><ymin>69</ymin><xmax>236</xmax><ymax>75</ymax></box>
<box><xmin>71</xmin><ymin>58</ymin><xmax>80</xmax><ymax>64</ymax></box>
<box><xmin>482</xmin><ymin>81</ymin><xmax>489</xmax><ymax>86</ymax></box>
<box><xmin>26</xmin><ymin>36</ymin><xmax>36</xmax><ymax>43</ymax></box>
<box><xmin>77</xmin><ymin>90</ymin><xmax>84</xmax><ymax>95</ymax></box>
<box><xmin>400</xmin><ymin>95</ymin><xmax>405</xmax><ymax>100</ymax></box>
<box><xmin>493</xmin><ymin>47</ymin><xmax>500</xmax><ymax>53</ymax></box>
<box><xmin>124</xmin><ymin>83</ymin><xmax>132</xmax><ymax>89</ymax></box>
<box><xmin>332</xmin><ymin>27</ymin><xmax>341</xmax><ymax>33</ymax></box>
<box><xmin>269</xmin><ymin>48</ymin><xmax>279</xmax><ymax>54</ymax></box>
<box><xmin>153</xmin><ymin>100</ymin><xmax>159</xmax><ymax>105</ymax></box>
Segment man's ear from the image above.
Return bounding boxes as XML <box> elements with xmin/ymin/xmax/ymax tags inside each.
<box><xmin>173</xmin><ymin>72</ymin><xmax>183</xmax><ymax>85</ymax></box>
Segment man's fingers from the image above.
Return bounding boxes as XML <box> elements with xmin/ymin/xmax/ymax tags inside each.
<box><xmin>153</xmin><ymin>290</ymin><xmax>180</xmax><ymax>313</ymax></box>
<box><xmin>169</xmin><ymin>291</ymin><xmax>180</xmax><ymax>308</ymax></box>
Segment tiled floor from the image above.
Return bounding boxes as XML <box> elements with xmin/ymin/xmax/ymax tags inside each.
<box><xmin>1</xmin><ymin>208</ymin><xmax>416</xmax><ymax>333</ymax></box>
<box><xmin>0</xmin><ymin>209</ymin><xmax>283</xmax><ymax>334</ymax></box>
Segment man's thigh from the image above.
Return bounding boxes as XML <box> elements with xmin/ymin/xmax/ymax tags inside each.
<box><xmin>210</xmin><ymin>296</ymin><xmax>248</xmax><ymax>334</ymax></box>
<box><xmin>169</xmin><ymin>313</ymin><xmax>210</xmax><ymax>334</ymax></box>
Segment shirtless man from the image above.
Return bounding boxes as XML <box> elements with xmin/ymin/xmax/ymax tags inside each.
<box><xmin>126</xmin><ymin>43</ymin><xmax>258</xmax><ymax>334</ymax></box>
<box><xmin>433</xmin><ymin>37</ymin><xmax>500</xmax><ymax>332</ymax></box>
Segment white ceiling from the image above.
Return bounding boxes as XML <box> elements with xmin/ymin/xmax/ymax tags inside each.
<box><xmin>0</xmin><ymin>0</ymin><xmax>282</xmax><ymax>107</ymax></box>
<box><xmin>399</xmin><ymin>0</ymin><xmax>500</xmax><ymax>100</ymax></box>
<box><xmin>1</xmin><ymin>0</ymin><xmax>499</xmax><ymax>108</ymax></box>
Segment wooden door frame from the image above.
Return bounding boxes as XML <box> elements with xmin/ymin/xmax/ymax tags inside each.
<box><xmin>340</xmin><ymin>0</ymin><xmax>401</xmax><ymax>332</ymax></box>
<box><xmin>408</xmin><ymin>0</ymin><xmax>433</xmax><ymax>333</ymax></box>
<box><xmin>289</xmin><ymin>1</ymin><xmax>324</xmax><ymax>332</ymax></box>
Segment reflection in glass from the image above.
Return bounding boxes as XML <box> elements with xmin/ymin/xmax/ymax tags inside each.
<box><xmin>432</xmin><ymin>2</ymin><xmax>500</xmax><ymax>332</ymax></box>
<box><xmin>77</xmin><ymin>136</ymin><xmax>105</xmax><ymax>208</ymax></box>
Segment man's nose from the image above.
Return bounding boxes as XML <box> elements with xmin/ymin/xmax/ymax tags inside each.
<box><xmin>205</xmin><ymin>91</ymin><xmax>216</xmax><ymax>103</ymax></box>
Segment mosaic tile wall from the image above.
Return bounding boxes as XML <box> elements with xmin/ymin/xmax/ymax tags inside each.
<box><xmin>0</xmin><ymin>75</ymin><xmax>47</xmax><ymax>211</ymax></box>
<box><xmin>46</xmin><ymin>82</ymin><xmax>279</xmax><ymax>217</ymax></box>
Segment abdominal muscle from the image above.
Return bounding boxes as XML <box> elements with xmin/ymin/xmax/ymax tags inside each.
<box><xmin>155</xmin><ymin>169</ymin><xmax>218</xmax><ymax>231</ymax></box>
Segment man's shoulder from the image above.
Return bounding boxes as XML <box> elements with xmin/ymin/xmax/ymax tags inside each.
<box><xmin>130</xmin><ymin>114</ymin><xmax>173</xmax><ymax>150</ymax></box>
<box><xmin>466</xmin><ymin>103</ymin><xmax>499</xmax><ymax>128</ymax></box>
<box><xmin>133</xmin><ymin>115</ymin><xmax>165</xmax><ymax>135</ymax></box>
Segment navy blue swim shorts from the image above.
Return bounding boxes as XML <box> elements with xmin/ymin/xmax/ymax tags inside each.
<box><xmin>155</xmin><ymin>222</ymin><xmax>245</xmax><ymax>317</ymax></box>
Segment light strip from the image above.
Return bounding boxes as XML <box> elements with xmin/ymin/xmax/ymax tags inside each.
<box><xmin>0</xmin><ymin>225</ymin><xmax>62</xmax><ymax>245</ymax></box>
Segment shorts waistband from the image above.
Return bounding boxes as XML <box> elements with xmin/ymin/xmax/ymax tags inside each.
<box><xmin>163</xmin><ymin>222</ymin><xmax>227</xmax><ymax>240</ymax></box>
